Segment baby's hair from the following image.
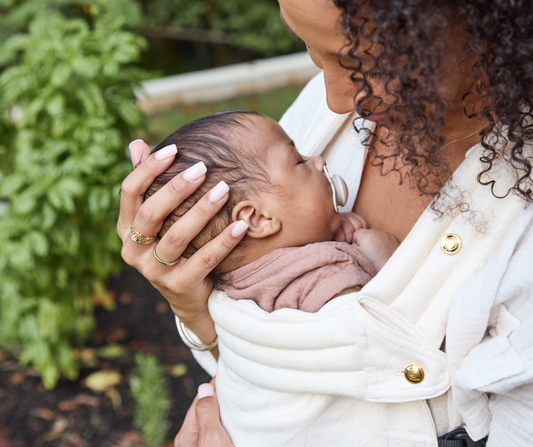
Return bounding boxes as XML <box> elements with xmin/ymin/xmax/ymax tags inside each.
<box><xmin>144</xmin><ymin>110</ymin><xmax>273</xmax><ymax>288</ymax></box>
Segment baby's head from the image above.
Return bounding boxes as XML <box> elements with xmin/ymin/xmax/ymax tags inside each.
<box><xmin>145</xmin><ymin>110</ymin><xmax>343</xmax><ymax>285</ymax></box>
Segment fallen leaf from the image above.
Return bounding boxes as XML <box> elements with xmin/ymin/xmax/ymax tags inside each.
<box><xmin>106</xmin><ymin>328</ymin><xmax>128</xmax><ymax>343</ymax></box>
<box><xmin>83</xmin><ymin>370</ymin><xmax>122</xmax><ymax>391</ymax></box>
<box><xmin>105</xmin><ymin>387</ymin><xmax>122</xmax><ymax>411</ymax></box>
<box><xmin>115</xmin><ymin>431</ymin><xmax>144</xmax><ymax>447</ymax></box>
<box><xmin>168</xmin><ymin>363</ymin><xmax>188</xmax><ymax>378</ymax></box>
<box><xmin>97</xmin><ymin>344</ymin><xmax>126</xmax><ymax>359</ymax></box>
<box><xmin>49</xmin><ymin>417</ymin><xmax>69</xmax><ymax>437</ymax></box>
<box><xmin>58</xmin><ymin>394</ymin><xmax>100</xmax><ymax>411</ymax></box>
<box><xmin>119</xmin><ymin>292</ymin><xmax>132</xmax><ymax>305</ymax></box>
<box><xmin>155</xmin><ymin>301</ymin><xmax>169</xmax><ymax>314</ymax></box>
<box><xmin>30</xmin><ymin>408</ymin><xmax>55</xmax><ymax>421</ymax></box>
<box><xmin>10</xmin><ymin>371</ymin><xmax>25</xmax><ymax>385</ymax></box>
<box><xmin>80</xmin><ymin>348</ymin><xmax>96</xmax><ymax>361</ymax></box>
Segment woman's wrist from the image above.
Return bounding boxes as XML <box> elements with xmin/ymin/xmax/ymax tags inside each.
<box><xmin>174</xmin><ymin>308</ymin><xmax>219</xmax><ymax>359</ymax></box>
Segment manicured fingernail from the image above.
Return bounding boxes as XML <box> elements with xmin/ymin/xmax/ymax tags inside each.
<box><xmin>231</xmin><ymin>220</ymin><xmax>249</xmax><ymax>237</ymax></box>
<box><xmin>197</xmin><ymin>383</ymin><xmax>214</xmax><ymax>399</ymax></box>
<box><xmin>183</xmin><ymin>162</ymin><xmax>207</xmax><ymax>181</ymax></box>
<box><xmin>155</xmin><ymin>144</ymin><xmax>177</xmax><ymax>160</ymax></box>
<box><xmin>209</xmin><ymin>181</ymin><xmax>229</xmax><ymax>202</ymax></box>
<box><xmin>128</xmin><ymin>139</ymin><xmax>144</xmax><ymax>151</ymax></box>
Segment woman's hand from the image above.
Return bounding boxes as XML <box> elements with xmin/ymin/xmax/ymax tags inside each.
<box><xmin>117</xmin><ymin>140</ymin><xmax>248</xmax><ymax>343</ymax></box>
<box><xmin>175</xmin><ymin>381</ymin><xmax>233</xmax><ymax>447</ymax></box>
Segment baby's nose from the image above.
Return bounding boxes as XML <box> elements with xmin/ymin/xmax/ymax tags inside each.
<box><xmin>309</xmin><ymin>156</ymin><xmax>326</xmax><ymax>172</ymax></box>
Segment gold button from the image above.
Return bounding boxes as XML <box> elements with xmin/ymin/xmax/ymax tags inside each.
<box><xmin>404</xmin><ymin>363</ymin><xmax>425</xmax><ymax>384</ymax></box>
<box><xmin>441</xmin><ymin>233</ymin><xmax>461</xmax><ymax>254</ymax></box>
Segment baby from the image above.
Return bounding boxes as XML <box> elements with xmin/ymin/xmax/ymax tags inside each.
<box><xmin>146</xmin><ymin>110</ymin><xmax>399</xmax><ymax>313</ymax></box>
<box><xmin>146</xmin><ymin>110</ymin><xmax>400</xmax><ymax>446</ymax></box>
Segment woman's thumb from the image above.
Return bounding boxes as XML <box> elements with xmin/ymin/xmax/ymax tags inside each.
<box><xmin>195</xmin><ymin>383</ymin><xmax>219</xmax><ymax>425</ymax></box>
<box><xmin>194</xmin><ymin>383</ymin><xmax>233</xmax><ymax>446</ymax></box>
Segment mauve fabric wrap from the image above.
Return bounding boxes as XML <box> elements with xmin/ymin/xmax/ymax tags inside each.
<box><xmin>221</xmin><ymin>241</ymin><xmax>375</xmax><ymax>313</ymax></box>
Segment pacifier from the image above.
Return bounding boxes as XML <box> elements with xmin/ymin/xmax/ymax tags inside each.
<box><xmin>323</xmin><ymin>165</ymin><xmax>349</xmax><ymax>213</ymax></box>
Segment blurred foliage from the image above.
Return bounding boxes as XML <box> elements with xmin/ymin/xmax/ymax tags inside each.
<box><xmin>138</xmin><ymin>0</ymin><xmax>304</xmax><ymax>56</ymax></box>
<box><xmin>0</xmin><ymin>0</ymin><xmax>150</xmax><ymax>388</ymax></box>
<box><xmin>130</xmin><ymin>353</ymin><xmax>171</xmax><ymax>447</ymax></box>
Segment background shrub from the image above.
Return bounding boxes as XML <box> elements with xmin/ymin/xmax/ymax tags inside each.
<box><xmin>130</xmin><ymin>353</ymin><xmax>171</xmax><ymax>447</ymax></box>
<box><xmin>0</xmin><ymin>0</ymin><xmax>149</xmax><ymax>388</ymax></box>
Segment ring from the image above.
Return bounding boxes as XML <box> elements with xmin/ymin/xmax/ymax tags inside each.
<box><xmin>129</xmin><ymin>225</ymin><xmax>156</xmax><ymax>245</ymax></box>
<box><xmin>153</xmin><ymin>242</ymin><xmax>181</xmax><ymax>266</ymax></box>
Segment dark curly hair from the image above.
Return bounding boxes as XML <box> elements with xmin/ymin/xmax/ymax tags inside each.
<box><xmin>332</xmin><ymin>0</ymin><xmax>533</xmax><ymax>212</ymax></box>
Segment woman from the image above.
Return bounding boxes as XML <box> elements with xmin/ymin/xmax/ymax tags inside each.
<box><xmin>118</xmin><ymin>0</ymin><xmax>533</xmax><ymax>445</ymax></box>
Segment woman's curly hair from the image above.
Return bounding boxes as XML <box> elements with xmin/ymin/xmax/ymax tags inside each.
<box><xmin>332</xmin><ymin>0</ymin><xmax>533</xmax><ymax>212</ymax></box>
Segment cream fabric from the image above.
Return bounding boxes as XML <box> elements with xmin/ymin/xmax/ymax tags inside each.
<box><xmin>185</xmin><ymin>72</ymin><xmax>533</xmax><ymax>446</ymax></box>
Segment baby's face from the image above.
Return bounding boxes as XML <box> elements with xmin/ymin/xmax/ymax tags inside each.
<box><xmin>246</xmin><ymin>115</ymin><xmax>343</xmax><ymax>246</ymax></box>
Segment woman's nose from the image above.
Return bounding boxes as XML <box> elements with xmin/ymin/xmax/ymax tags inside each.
<box><xmin>309</xmin><ymin>156</ymin><xmax>326</xmax><ymax>172</ymax></box>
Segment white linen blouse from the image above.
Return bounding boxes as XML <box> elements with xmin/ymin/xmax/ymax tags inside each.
<box><xmin>185</xmin><ymin>72</ymin><xmax>533</xmax><ymax>446</ymax></box>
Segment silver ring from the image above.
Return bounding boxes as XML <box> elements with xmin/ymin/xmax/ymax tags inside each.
<box><xmin>153</xmin><ymin>242</ymin><xmax>181</xmax><ymax>266</ymax></box>
<box><xmin>129</xmin><ymin>225</ymin><xmax>156</xmax><ymax>245</ymax></box>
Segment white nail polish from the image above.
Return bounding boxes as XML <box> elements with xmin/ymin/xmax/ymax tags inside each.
<box><xmin>128</xmin><ymin>139</ymin><xmax>144</xmax><ymax>151</ymax></box>
<box><xmin>231</xmin><ymin>220</ymin><xmax>249</xmax><ymax>237</ymax></box>
<box><xmin>155</xmin><ymin>144</ymin><xmax>177</xmax><ymax>160</ymax></box>
<box><xmin>209</xmin><ymin>181</ymin><xmax>229</xmax><ymax>202</ymax></box>
<box><xmin>197</xmin><ymin>383</ymin><xmax>214</xmax><ymax>399</ymax></box>
<box><xmin>183</xmin><ymin>162</ymin><xmax>207</xmax><ymax>181</ymax></box>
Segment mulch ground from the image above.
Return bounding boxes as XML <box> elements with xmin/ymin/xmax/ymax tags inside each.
<box><xmin>0</xmin><ymin>266</ymin><xmax>211</xmax><ymax>447</ymax></box>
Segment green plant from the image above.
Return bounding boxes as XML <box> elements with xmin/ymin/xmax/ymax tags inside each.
<box><xmin>0</xmin><ymin>0</ymin><xmax>149</xmax><ymax>388</ymax></box>
<box><xmin>130</xmin><ymin>353</ymin><xmax>171</xmax><ymax>447</ymax></box>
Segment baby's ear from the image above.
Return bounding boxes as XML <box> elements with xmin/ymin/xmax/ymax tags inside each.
<box><xmin>232</xmin><ymin>200</ymin><xmax>281</xmax><ymax>239</ymax></box>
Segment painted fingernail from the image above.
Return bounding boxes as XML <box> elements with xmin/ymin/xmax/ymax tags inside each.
<box><xmin>183</xmin><ymin>162</ymin><xmax>207</xmax><ymax>181</ymax></box>
<box><xmin>155</xmin><ymin>144</ymin><xmax>177</xmax><ymax>160</ymax></box>
<box><xmin>128</xmin><ymin>139</ymin><xmax>144</xmax><ymax>151</ymax></box>
<box><xmin>197</xmin><ymin>383</ymin><xmax>214</xmax><ymax>399</ymax></box>
<box><xmin>209</xmin><ymin>181</ymin><xmax>229</xmax><ymax>202</ymax></box>
<box><xmin>231</xmin><ymin>220</ymin><xmax>249</xmax><ymax>237</ymax></box>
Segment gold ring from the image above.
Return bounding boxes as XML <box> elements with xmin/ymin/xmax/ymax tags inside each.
<box><xmin>129</xmin><ymin>225</ymin><xmax>156</xmax><ymax>245</ymax></box>
<box><xmin>153</xmin><ymin>242</ymin><xmax>181</xmax><ymax>266</ymax></box>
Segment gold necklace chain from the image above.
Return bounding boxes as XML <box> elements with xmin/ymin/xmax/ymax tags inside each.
<box><xmin>436</xmin><ymin>125</ymin><xmax>487</xmax><ymax>154</ymax></box>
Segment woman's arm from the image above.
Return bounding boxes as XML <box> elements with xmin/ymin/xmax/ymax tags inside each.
<box><xmin>117</xmin><ymin>140</ymin><xmax>248</xmax><ymax>349</ymax></box>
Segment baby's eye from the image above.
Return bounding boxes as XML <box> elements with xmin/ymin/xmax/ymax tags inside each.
<box><xmin>297</xmin><ymin>158</ymin><xmax>309</xmax><ymax>165</ymax></box>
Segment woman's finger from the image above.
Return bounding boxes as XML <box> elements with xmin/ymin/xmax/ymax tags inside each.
<box><xmin>129</xmin><ymin>139</ymin><xmax>152</xmax><ymax>167</ymax></box>
<box><xmin>173</xmin><ymin>220</ymin><xmax>249</xmax><ymax>285</ymax></box>
<box><xmin>117</xmin><ymin>145</ymin><xmax>177</xmax><ymax>240</ymax></box>
<box><xmin>154</xmin><ymin>180</ymin><xmax>230</xmax><ymax>263</ymax></box>
<box><xmin>131</xmin><ymin>162</ymin><xmax>211</xmax><ymax>253</ymax></box>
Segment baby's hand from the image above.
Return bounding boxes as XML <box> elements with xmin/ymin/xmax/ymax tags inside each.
<box><xmin>332</xmin><ymin>212</ymin><xmax>367</xmax><ymax>244</ymax></box>
<box><xmin>352</xmin><ymin>228</ymin><xmax>400</xmax><ymax>273</ymax></box>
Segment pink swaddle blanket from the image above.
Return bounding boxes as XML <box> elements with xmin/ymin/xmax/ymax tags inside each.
<box><xmin>221</xmin><ymin>241</ymin><xmax>375</xmax><ymax>312</ymax></box>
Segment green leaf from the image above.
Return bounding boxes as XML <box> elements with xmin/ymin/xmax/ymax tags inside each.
<box><xmin>88</xmin><ymin>186</ymin><xmax>111</xmax><ymax>216</ymax></box>
<box><xmin>11</xmin><ymin>190</ymin><xmax>36</xmax><ymax>215</ymax></box>
<box><xmin>6</xmin><ymin>240</ymin><xmax>34</xmax><ymax>270</ymax></box>
<box><xmin>24</xmin><ymin>231</ymin><xmax>48</xmax><ymax>256</ymax></box>
<box><xmin>0</xmin><ymin>173</ymin><xmax>25</xmax><ymax>197</ymax></box>
<box><xmin>41</xmin><ymin>202</ymin><xmax>57</xmax><ymax>229</ymax></box>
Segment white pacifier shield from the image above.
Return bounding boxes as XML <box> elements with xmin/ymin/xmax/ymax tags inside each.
<box><xmin>323</xmin><ymin>166</ymin><xmax>349</xmax><ymax>213</ymax></box>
